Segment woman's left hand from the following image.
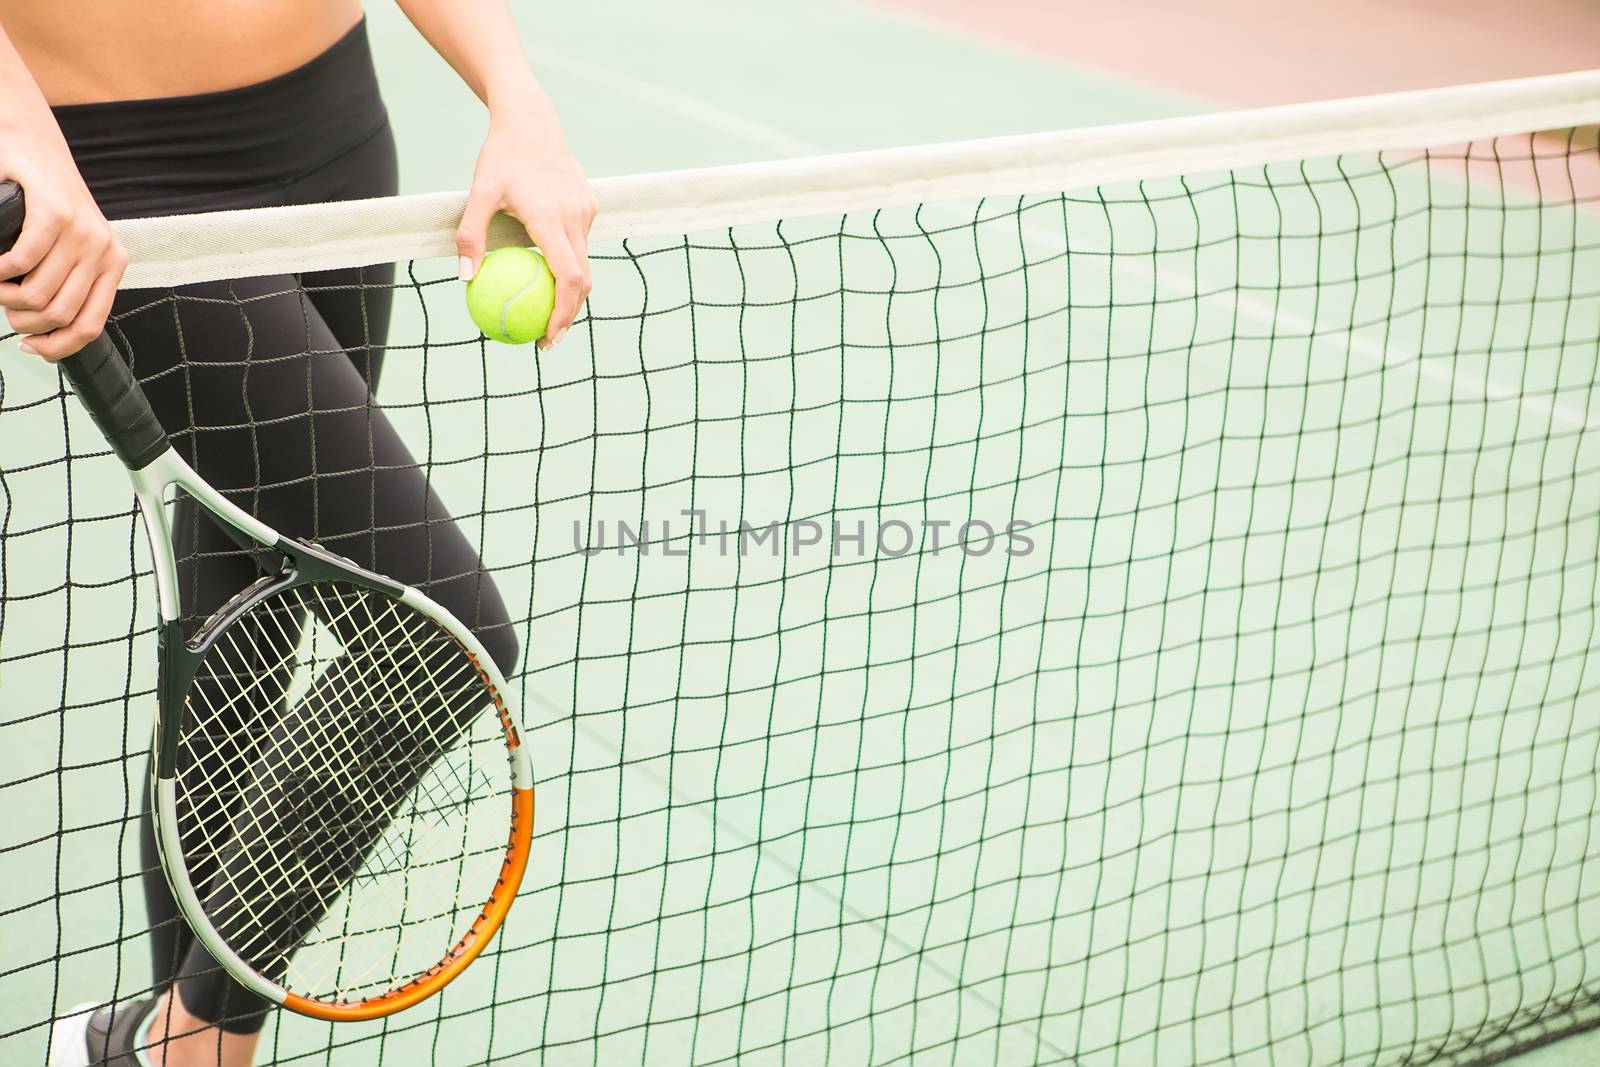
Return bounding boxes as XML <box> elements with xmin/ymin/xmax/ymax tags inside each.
<box><xmin>456</xmin><ymin>95</ymin><xmax>596</xmax><ymax>350</ymax></box>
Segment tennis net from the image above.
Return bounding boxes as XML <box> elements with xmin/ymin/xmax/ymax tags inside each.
<box><xmin>4</xmin><ymin>71</ymin><xmax>1600</xmax><ymax>1065</ymax></box>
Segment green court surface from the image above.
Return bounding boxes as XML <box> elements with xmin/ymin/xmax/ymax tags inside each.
<box><xmin>3</xmin><ymin>5</ymin><xmax>1599</xmax><ymax>1066</ymax></box>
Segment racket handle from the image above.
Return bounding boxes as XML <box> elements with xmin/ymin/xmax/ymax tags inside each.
<box><xmin>0</xmin><ymin>181</ymin><xmax>169</xmax><ymax>470</ymax></box>
<box><xmin>60</xmin><ymin>335</ymin><xmax>171</xmax><ymax>469</ymax></box>
<box><xmin>0</xmin><ymin>181</ymin><xmax>21</xmax><ymax>249</ymax></box>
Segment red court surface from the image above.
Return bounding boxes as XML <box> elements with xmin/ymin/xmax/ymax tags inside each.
<box><xmin>870</xmin><ymin>0</ymin><xmax>1600</xmax><ymax>106</ymax></box>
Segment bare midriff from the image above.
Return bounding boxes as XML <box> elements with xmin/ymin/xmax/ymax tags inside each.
<box><xmin>0</xmin><ymin>0</ymin><xmax>365</xmax><ymax>105</ymax></box>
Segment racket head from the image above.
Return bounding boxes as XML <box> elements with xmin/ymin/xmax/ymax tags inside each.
<box><xmin>152</xmin><ymin>533</ymin><xmax>534</xmax><ymax>1020</ymax></box>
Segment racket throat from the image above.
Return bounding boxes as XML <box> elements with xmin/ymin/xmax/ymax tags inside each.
<box><xmin>154</xmin><ymin>619</ymin><xmax>192</xmax><ymax>779</ymax></box>
<box><xmin>131</xmin><ymin>465</ymin><xmax>183</xmax><ymax>625</ymax></box>
<box><xmin>131</xmin><ymin>451</ymin><xmax>283</xmax><ymax>612</ymax></box>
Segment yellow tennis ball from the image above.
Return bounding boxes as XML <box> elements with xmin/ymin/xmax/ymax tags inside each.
<box><xmin>466</xmin><ymin>247</ymin><xmax>557</xmax><ymax>345</ymax></box>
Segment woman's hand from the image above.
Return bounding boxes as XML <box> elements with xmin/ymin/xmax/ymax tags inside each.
<box><xmin>0</xmin><ymin>166</ymin><xmax>125</xmax><ymax>361</ymax></box>
<box><xmin>0</xmin><ymin>26</ymin><xmax>125</xmax><ymax>361</ymax></box>
<box><xmin>456</xmin><ymin>93</ymin><xmax>596</xmax><ymax>350</ymax></box>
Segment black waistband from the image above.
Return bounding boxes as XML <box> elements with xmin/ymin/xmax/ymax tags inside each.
<box><xmin>53</xmin><ymin>20</ymin><xmax>389</xmax><ymax>219</ymax></box>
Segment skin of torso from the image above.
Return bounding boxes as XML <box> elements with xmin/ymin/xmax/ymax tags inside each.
<box><xmin>0</xmin><ymin>0</ymin><xmax>365</xmax><ymax>104</ymax></box>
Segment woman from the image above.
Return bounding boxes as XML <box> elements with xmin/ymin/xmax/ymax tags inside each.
<box><xmin>0</xmin><ymin>4</ymin><xmax>594</xmax><ymax>1066</ymax></box>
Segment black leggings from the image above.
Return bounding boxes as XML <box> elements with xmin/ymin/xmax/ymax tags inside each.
<box><xmin>56</xmin><ymin>20</ymin><xmax>519</xmax><ymax>1033</ymax></box>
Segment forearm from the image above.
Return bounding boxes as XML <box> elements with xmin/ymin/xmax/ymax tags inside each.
<box><xmin>391</xmin><ymin>0</ymin><xmax>552</xmax><ymax>119</ymax></box>
<box><xmin>0</xmin><ymin>23</ymin><xmax>75</xmax><ymax>182</ymax></box>
<box><xmin>0</xmin><ymin>21</ymin><xmax>124</xmax><ymax>360</ymax></box>
<box><xmin>400</xmin><ymin>0</ymin><xmax>594</xmax><ymax>344</ymax></box>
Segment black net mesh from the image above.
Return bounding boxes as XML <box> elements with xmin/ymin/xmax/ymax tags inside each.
<box><xmin>3</xmin><ymin>129</ymin><xmax>1600</xmax><ymax>1065</ymax></box>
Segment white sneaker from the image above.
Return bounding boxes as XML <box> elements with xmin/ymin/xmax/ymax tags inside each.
<box><xmin>48</xmin><ymin>998</ymin><xmax>157</xmax><ymax>1067</ymax></box>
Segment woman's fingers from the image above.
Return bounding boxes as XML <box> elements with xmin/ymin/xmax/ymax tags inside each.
<box><xmin>0</xmin><ymin>222</ymin><xmax>68</xmax><ymax>327</ymax></box>
<box><xmin>552</xmin><ymin>218</ymin><xmax>594</xmax><ymax>348</ymax></box>
<box><xmin>518</xmin><ymin>220</ymin><xmax>584</xmax><ymax>350</ymax></box>
<box><xmin>455</xmin><ymin>188</ymin><xmax>497</xmax><ymax>282</ymax></box>
<box><xmin>567</xmin><ymin>210</ymin><xmax>594</xmax><ymax>289</ymax></box>
<box><xmin>6</xmin><ymin>251</ymin><xmax>90</xmax><ymax>335</ymax></box>
<box><xmin>0</xmin><ymin>185</ymin><xmax>124</xmax><ymax>359</ymax></box>
<box><xmin>0</xmin><ymin>207</ymin><xmax>53</xmax><ymax>285</ymax></box>
<box><xmin>25</xmin><ymin>260</ymin><xmax>121</xmax><ymax>361</ymax></box>
<box><xmin>533</xmin><ymin>198</ymin><xmax>593</xmax><ymax>347</ymax></box>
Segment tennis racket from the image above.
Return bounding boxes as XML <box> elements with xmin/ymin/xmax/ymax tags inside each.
<box><xmin>0</xmin><ymin>181</ymin><xmax>534</xmax><ymax>1021</ymax></box>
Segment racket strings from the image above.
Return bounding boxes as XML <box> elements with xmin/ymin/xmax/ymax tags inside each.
<box><xmin>174</xmin><ymin>580</ymin><xmax>514</xmax><ymax>1002</ymax></box>
<box><xmin>191</xmin><ymin>610</ymin><xmax>496</xmax><ymax>991</ymax></box>
<box><xmin>176</xmin><ymin>590</ymin><xmax>378</xmax><ymax>873</ymax></box>
<box><xmin>211</xmin><ymin>589</ymin><xmax>481</xmax><ymax>898</ymax></box>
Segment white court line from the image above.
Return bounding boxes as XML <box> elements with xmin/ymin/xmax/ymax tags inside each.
<box><xmin>527</xmin><ymin>48</ymin><xmax>814</xmax><ymax>160</ymax></box>
<box><xmin>1245</xmin><ymin>293</ymin><xmax>1600</xmax><ymax>434</ymax></box>
<box><xmin>990</xmin><ymin>197</ymin><xmax>1599</xmax><ymax>433</ymax></box>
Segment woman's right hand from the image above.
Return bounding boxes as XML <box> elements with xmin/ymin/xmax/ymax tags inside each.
<box><xmin>0</xmin><ymin>24</ymin><xmax>125</xmax><ymax>362</ymax></box>
<box><xmin>0</xmin><ymin>163</ymin><xmax>125</xmax><ymax>361</ymax></box>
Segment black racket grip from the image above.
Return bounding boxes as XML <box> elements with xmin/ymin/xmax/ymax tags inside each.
<box><xmin>0</xmin><ymin>181</ymin><xmax>21</xmax><ymax>249</ymax></box>
<box><xmin>59</xmin><ymin>335</ymin><xmax>170</xmax><ymax>469</ymax></box>
<box><xmin>0</xmin><ymin>181</ymin><xmax>169</xmax><ymax>470</ymax></box>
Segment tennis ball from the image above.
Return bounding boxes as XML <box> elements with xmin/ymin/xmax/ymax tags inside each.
<box><xmin>466</xmin><ymin>247</ymin><xmax>557</xmax><ymax>345</ymax></box>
